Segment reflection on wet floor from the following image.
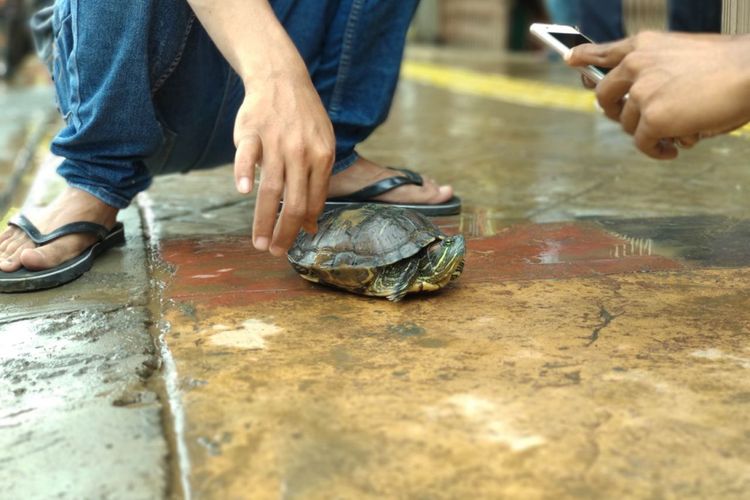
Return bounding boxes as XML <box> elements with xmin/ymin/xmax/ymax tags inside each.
<box><xmin>595</xmin><ymin>215</ymin><xmax>750</xmax><ymax>268</ymax></box>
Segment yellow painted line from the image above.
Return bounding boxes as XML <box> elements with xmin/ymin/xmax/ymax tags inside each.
<box><xmin>731</xmin><ymin>126</ymin><xmax>750</xmax><ymax>137</ymax></box>
<box><xmin>402</xmin><ymin>60</ymin><xmax>597</xmax><ymax>113</ymax></box>
<box><xmin>402</xmin><ymin>60</ymin><xmax>750</xmax><ymax>137</ymax></box>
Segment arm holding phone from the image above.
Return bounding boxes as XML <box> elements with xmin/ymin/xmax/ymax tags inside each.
<box><xmin>567</xmin><ymin>31</ymin><xmax>750</xmax><ymax>159</ymax></box>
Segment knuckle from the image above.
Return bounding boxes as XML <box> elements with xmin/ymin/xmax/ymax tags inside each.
<box><xmin>627</xmin><ymin>85</ymin><xmax>645</xmax><ymax>104</ymax></box>
<box><xmin>284</xmin><ymin>203</ymin><xmax>306</xmax><ymax>219</ymax></box>
<box><xmin>621</xmin><ymin>53</ymin><xmax>641</xmax><ymax>72</ymax></box>
<box><xmin>294</xmin><ymin>139</ymin><xmax>308</xmax><ymax>156</ymax></box>
<box><xmin>234</xmin><ymin>154</ymin><xmax>255</xmax><ymax>172</ymax></box>
<box><xmin>286</xmin><ymin>140</ymin><xmax>306</xmax><ymax>160</ymax></box>
<box><xmin>640</xmin><ymin>103</ymin><xmax>667</xmax><ymax>131</ymax></box>
<box><xmin>310</xmin><ymin>201</ymin><xmax>326</xmax><ymax>215</ymax></box>
<box><xmin>260</xmin><ymin>180</ymin><xmax>284</xmax><ymax>197</ymax></box>
<box><xmin>594</xmin><ymin>85</ymin><xmax>607</xmax><ymax>102</ymax></box>
<box><xmin>635</xmin><ymin>31</ymin><xmax>657</xmax><ymax>47</ymax></box>
<box><xmin>314</xmin><ymin>146</ymin><xmax>335</xmax><ymax>167</ymax></box>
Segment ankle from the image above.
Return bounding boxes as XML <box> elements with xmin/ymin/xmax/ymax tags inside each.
<box><xmin>41</xmin><ymin>187</ymin><xmax>120</xmax><ymax>227</ymax></box>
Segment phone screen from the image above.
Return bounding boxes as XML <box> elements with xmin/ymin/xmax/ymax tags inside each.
<box><xmin>549</xmin><ymin>32</ymin><xmax>610</xmax><ymax>75</ymax></box>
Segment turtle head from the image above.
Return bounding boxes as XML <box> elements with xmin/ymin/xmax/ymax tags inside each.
<box><xmin>413</xmin><ymin>235</ymin><xmax>466</xmax><ymax>292</ymax></box>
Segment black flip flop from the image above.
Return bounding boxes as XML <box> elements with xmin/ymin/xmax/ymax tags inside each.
<box><xmin>324</xmin><ymin>167</ymin><xmax>462</xmax><ymax>216</ymax></box>
<box><xmin>0</xmin><ymin>214</ymin><xmax>126</xmax><ymax>293</ymax></box>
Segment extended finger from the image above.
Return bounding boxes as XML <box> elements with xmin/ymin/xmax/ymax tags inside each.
<box><xmin>253</xmin><ymin>161</ymin><xmax>284</xmax><ymax>252</ymax></box>
<box><xmin>270</xmin><ymin>159</ymin><xmax>308</xmax><ymax>256</ymax></box>
<box><xmin>303</xmin><ymin>149</ymin><xmax>334</xmax><ymax>234</ymax></box>
<box><xmin>234</xmin><ymin>134</ymin><xmax>262</xmax><ymax>194</ymax></box>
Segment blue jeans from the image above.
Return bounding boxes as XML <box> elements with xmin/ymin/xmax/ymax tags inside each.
<box><xmin>544</xmin><ymin>0</ymin><xmax>581</xmax><ymax>27</ymax></box>
<box><xmin>580</xmin><ymin>0</ymin><xmax>624</xmax><ymax>42</ymax></box>
<box><xmin>580</xmin><ymin>0</ymin><xmax>722</xmax><ymax>43</ymax></box>
<box><xmin>46</xmin><ymin>0</ymin><xmax>419</xmax><ymax>209</ymax></box>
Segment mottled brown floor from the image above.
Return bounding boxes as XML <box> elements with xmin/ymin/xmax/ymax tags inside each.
<box><xmin>141</xmin><ymin>48</ymin><xmax>750</xmax><ymax>499</ymax></box>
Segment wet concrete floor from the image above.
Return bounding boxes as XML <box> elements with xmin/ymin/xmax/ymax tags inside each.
<box><xmin>1</xmin><ymin>67</ymin><xmax>169</xmax><ymax>499</ymax></box>
<box><xmin>3</xmin><ymin>48</ymin><xmax>750</xmax><ymax>498</ymax></box>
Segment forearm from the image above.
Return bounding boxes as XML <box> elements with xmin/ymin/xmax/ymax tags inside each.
<box><xmin>186</xmin><ymin>0</ymin><xmax>307</xmax><ymax>84</ymax></box>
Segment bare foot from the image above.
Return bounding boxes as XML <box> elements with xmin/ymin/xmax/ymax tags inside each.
<box><xmin>0</xmin><ymin>187</ymin><xmax>119</xmax><ymax>273</ymax></box>
<box><xmin>328</xmin><ymin>156</ymin><xmax>454</xmax><ymax>204</ymax></box>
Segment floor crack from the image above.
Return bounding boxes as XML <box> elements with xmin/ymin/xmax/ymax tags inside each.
<box><xmin>586</xmin><ymin>305</ymin><xmax>620</xmax><ymax>347</ymax></box>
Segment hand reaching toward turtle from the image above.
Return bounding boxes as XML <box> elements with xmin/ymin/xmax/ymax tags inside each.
<box><xmin>188</xmin><ymin>0</ymin><xmax>335</xmax><ymax>256</ymax></box>
<box><xmin>233</xmin><ymin>68</ymin><xmax>335</xmax><ymax>256</ymax></box>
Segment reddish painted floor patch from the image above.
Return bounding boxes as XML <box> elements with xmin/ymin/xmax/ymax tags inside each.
<box><xmin>462</xmin><ymin>222</ymin><xmax>683</xmax><ymax>283</ymax></box>
<box><xmin>158</xmin><ymin>222</ymin><xmax>684</xmax><ymax>306</ymax></box>
<box><xmin>158</xmin><ymin>236</ymin><xmax>312</xmax><ymax>306</ymax></box>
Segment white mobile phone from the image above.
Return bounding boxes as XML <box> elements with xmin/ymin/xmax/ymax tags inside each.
<box><xmin>529</xmin><ymin>23</ymin><xmax>609</xmax><ymax>83</ymax></box>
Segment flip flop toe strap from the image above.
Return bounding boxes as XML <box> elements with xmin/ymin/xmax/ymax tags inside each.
<box><xmin>329</xmin><ymin>167</ymin><xmax>424</xmax><ymax>202</ymax></box>
<box><xmin>8</xmin><ymin>214</ymin><xmax>111</xmax><ymax>245</ymax></box>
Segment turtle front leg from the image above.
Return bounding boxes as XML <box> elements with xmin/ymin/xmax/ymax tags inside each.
<box><xmin>370</xmin><ymin>259</ymin><xmax>420</xmax><ymax>302</ymax></box>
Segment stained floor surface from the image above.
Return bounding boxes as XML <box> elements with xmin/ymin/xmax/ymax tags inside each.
<box><xmin>3</xmin><ymin>48</ymin><xmax>750</xmax><ymax>499</ymax></box>
<box><xmin>143</xmin><ymin>49</ymin><xmax>750</xmax><ymax>498</ymax></box>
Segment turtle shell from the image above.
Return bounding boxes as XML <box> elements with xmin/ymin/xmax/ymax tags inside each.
<box><xmin>288</xmin><ymin>204</ymin><xmax>442</xmax><ymax>270</ymax></box>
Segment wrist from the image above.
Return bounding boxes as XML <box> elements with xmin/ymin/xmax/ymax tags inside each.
<box><xmin>239</xmin><ymin>40</ymin><xmax>309</xmax><ymax>89</ymax></box>
<box><xmin>187</xmin><ymin>0</ymin><xmax>309</xmax><ymax>86</ymax></box>
<box><xmin>235</xmin><ymin>14</ymin><xmax>310</xmax><ymax>87</ymax></box>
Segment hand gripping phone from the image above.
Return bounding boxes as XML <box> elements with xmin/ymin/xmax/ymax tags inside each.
<box><xmin>529</xmin><ymin>23</ymin><xmax>610</xmax><ymax>83</ymax></box>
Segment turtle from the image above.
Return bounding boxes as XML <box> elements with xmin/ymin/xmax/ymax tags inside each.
<box><xmin>287</xmin><ymin>204</ymin><xmax>465</xmax><ymax>301</ymax></box>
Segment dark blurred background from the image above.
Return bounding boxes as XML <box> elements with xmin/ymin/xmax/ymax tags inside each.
<box><xmin>410</xmin><ymin>0</ymin><xmax>723</xmax><ymax>52</ymax></box>
<box><xmin>0</xmin><ymin>0</ymin><xmax>731</xmax><ymax>82</ymax></box>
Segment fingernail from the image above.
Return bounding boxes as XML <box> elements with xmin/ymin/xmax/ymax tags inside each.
<box><xmin>254</xmin><ymin>237</ymin><xmax>269</xmax><ymax>251</ymax></box>
<box><xmin>238</xmin><ymin>177</ymin><xmax>252</xmax><ymax>194</ymax></box>
<box><xmin>564</xmin><ymin>50</ymin><xmax>572</xmax><ymax>61</ymax></box>
<box><xmin>269</xmin><ymin>246</ymin><xmax>285</xmax><ymax>257</ymax></box>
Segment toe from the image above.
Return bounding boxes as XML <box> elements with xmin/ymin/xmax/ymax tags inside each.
<box><xmin>20</xmin><ymin>245</ymin><xmax>61</xmax><ymax>271</ymax></box>
<box><xmin>20</xmin><ymin>234</ymin><xmax>97</xmax><ymax>271</ymax></box>
<box><xmin>0</xmin><ymin>228</ymin><xmax>20</xmax><ymax>255</ymax></box>
<box><xmin>0</xmin><ymin>240</ymin><xmax>35</xmax><ymax>272</ymax></box>
<box><xmin>0</xmin><ymin>226</ymin><xmax>16</xmax><ymax>246</ymax></box>
<box><xmin>19</xmin><ymin>248</ymin><xmax>49</xmax><ymax>271</ymax></box>
<box><xmin>0</xmin><ymin>257</ymin><xmax>20</xmax><ymax>272</ymax></box>
<box><xmin>1</xmin><ymin>233</ymin><xmax>29</xmax><ymax>261</ymax></box>
<box><xmin>437</xmin><ymin>185</ymin><xmax>454</xmax><ymax>202</ymax></box>
<box><xmin>420</xmin><ymin>178</ymin><xmax>453</xmax><ymax>203</ymax></box>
